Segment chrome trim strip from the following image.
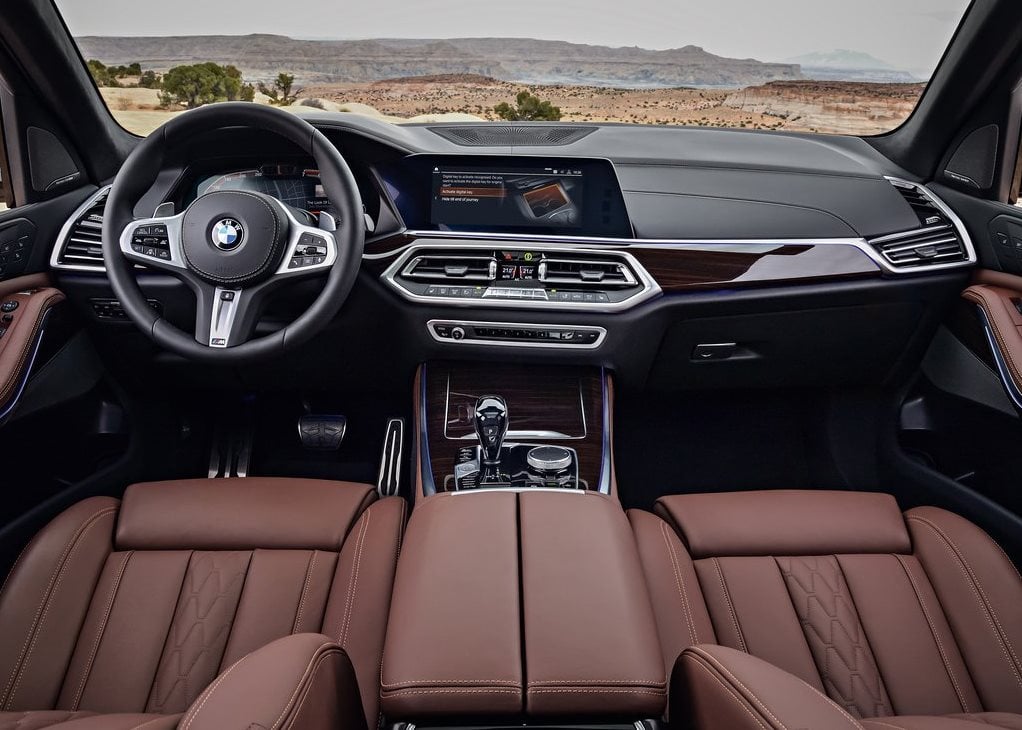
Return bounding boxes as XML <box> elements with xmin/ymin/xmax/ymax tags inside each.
<box><xmin>976</xmin><ymin>305</ymin><xmax>1022</xmax><ymax>412</ymax></box>
<box><xmin>598</xmin><ymin>367</ymin><xmax>612</xmax><ymax>494</ymax></box>
<box><xmin>388</xmin><ymin>246</ymin><xmax>660</xmax><ymax>312</ymax></box>
<box><xmin>0</xmin><ymin>311</ymin><xmax>52</xmax><ymax>425</ymax></box>
<box><xmin>427</xmin><ymin>319</ymin><xmax>607</xmax><ymax>349</ymax></box>
<box><xmin>418</xmin><ymin>364</ymin><xmax>437</xmax><ymax>496</ymax></box>
<box><xmin>50</xmin><ymin>185</ymin><xmax>112</xmax><ymax>272</ymax></box>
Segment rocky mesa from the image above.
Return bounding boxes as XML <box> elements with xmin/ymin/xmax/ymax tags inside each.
<box><xmin>75</xmin><ymin>34</ymin><xmax>803</xmax><ymax>88</ymax></box>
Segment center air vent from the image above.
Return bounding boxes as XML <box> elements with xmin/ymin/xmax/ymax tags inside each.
<box><xmin>53</xmin><ymin>186</ymin><xmax>110</xmax><ymax>270</ymax></box>
<box><xmin>400</xmin><ymin>253</ymin><xmax>497</xmax><ymax>281</ymax></box>
<box><xmin>539</xmin><ymin>258</ymin><xmax>638</xmax><ymax>288</ymax></box>
<box><xmin>430</xmin><ymin>126</ymin><xmax>598</xmax><ymax>147</ymax></box>
<box><xmin>866</xmin><ymin>179</ymin><xmax>973</xmax><ymax>270</ymax></box>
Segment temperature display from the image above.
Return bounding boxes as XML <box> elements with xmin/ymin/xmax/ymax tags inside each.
<box><xmin>497</xmin><ymin>251</ymin><xmax>540</xmax><ymax>281</ymax></box>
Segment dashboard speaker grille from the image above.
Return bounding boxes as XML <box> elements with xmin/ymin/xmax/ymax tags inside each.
<box><xmin>430</xmin><ymin>125</ymin><xmax>598</xmax><ymax>147</ymax></box>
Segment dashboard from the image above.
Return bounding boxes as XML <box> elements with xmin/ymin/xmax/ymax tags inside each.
<box><xmin>47</xmin><ymin>113</ymin><xmax>979</xmax><ymax>389</ymax></box>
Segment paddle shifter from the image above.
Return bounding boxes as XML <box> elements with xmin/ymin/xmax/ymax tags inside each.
<box><xmin>474</xmin><ymin>395</ymin><xmax>509</xmax><ymax>474</ymax></box>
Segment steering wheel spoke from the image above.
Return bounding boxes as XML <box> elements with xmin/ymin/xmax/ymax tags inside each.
<box><xmin>273</xmin><ymin>211</ymin><xmax>340</xmax><ymax>279</ymax></box>
<box><xmin>118</xmin><ymin>213</ymin><xmax>188</xmax><ymax>273</ymax></box>
<box><xmin>194</xmin><ymin>284</ymin><xmax>261</xmax><ymax>348</ymax></box>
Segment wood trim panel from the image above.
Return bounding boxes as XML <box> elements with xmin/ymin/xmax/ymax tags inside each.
<box><xmin>365</xmin><ymin>234</ymin><xmax>881</xmax><ymax>292</ymax></box>
<box><xmin>421</xmin><ymin>362</ymin><xmax>606</xmax><ymax>493</ymax></box>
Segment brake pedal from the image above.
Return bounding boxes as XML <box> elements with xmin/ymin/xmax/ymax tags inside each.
<box><xmin>298</xmin><ymin>414</ymin><xmax>347</xmax><ymax>450</ymax></box>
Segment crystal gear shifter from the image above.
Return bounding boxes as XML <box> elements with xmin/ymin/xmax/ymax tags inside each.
<box><xmin>474</xmin><ymin>395</ymin><xmax>509</xmax><ymax>467</ymax></box>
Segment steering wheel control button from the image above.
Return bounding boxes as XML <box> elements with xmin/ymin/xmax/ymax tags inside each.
<box><xmin>130</xmin><ymin>223</ymin><xmax>172</xmax><ymax>261</ymax></box>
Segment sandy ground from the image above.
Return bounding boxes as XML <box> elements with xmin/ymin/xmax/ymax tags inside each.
<box><xmin>100</xmin><ymin>79</ymin><xmax>922</xmax><ymax>137</ymax></box>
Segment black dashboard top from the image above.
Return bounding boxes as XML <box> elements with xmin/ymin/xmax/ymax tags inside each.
<box><xmin>151</xmin><ymin>112</ymin><xmax>925</xmax><ymax>244</ymax></box>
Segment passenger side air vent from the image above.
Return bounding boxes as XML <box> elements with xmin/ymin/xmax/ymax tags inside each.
<box><xmin>400</xmin><ymin>253</ymin><xmax>497</xmax><ymax>281</ymax></box>
<box><xmin>430</xmin><ymin>125</ymin><xmax>598</xmax><ymax>147</ymax></box>
<box><xmin>53</xmin><ymin>187</ymin><xmax>109</xmax><ymax>269</ymax></box>
<box><xmin>539</xmin><ymin>258</ymin><xmax>638</xmax><ymax>288</ymax></box>
<box><xmin>866</xmin><ymin>179</ymin><xmax>972</xmax><ymax>269</ymax></box>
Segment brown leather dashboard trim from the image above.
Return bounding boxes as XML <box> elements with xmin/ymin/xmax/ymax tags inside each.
<box><xmin>962</xmin><ymin>277</ymin><xmax>1022</xmax><ymax>393</ymax></box>
<box><xmin>0</xmin><ymin>275</ymin><xmax>65</xmax><ymax>416</ymax></box>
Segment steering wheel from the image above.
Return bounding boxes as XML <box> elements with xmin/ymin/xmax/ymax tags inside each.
<box><xmin>102</xmin><ymin>103</ymin><xmax>365</xmax><ymax>364</ymax></box>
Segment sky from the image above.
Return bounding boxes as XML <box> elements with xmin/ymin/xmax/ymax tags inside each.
<box><xmin>54</xmin><ymin>0</ymin><xmax>971</xmax><ymax>75</ymax></box>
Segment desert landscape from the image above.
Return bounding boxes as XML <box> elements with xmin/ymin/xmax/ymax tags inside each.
<box><xmin>85</xmin><ymin>34</ymin><xmax>927</xmax><ymax>137</ymax></box>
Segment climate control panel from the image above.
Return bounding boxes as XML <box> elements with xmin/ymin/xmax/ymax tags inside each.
<box><xmin>427</xmin><ymin>319</ymin><xmax>606</xmax><ymax>349</ymax></box>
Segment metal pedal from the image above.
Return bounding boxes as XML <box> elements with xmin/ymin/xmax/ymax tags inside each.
<box><xmin>298</xmin><ymin>414</ymin><xmax>347</xmax><ymax>450</ymax></box>
<box><xmin>377</xmin><ymin>418</ymin><xmax>405</xmax><ymax>496</ymax></box>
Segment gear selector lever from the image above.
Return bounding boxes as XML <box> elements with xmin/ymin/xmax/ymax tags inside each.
<box><xmin>474</xmin><ymin>395</ymin><xmax>508</xmax><ymax>468</ymax></box>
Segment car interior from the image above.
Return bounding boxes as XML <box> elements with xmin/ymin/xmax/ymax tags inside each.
<box><xmin>1</xmin><ymin>0</ymin><xmax>1022</xmax><ymax>728</ymax></box>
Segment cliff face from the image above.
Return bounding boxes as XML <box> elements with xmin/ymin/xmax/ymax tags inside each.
<box><xmin>75</xmin><ymin>35</ymin><xmax>803</xmax><ymax>88</ymax></box>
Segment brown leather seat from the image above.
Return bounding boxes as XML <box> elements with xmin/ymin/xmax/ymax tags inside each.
<box><xmin>0</xmin><ymin>478</ymin><xmax>406</xmax><ymax>730</ymax></box>
<box><xmin>629</xmin><ymin>490</ymin><xmax>1022</xmax><ymax>730</ymax></box>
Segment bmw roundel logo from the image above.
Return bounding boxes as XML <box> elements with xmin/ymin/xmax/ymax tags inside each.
<box><xmin>211</xmin><ymin>218</ymin><xmax>244</xmax><ymax>250</ymax></box>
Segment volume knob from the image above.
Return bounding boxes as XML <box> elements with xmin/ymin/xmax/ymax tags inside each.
<box><xmin>451</xmin><ymin>326</ymin><xmax>466</xmax><ymax>340</ymax></box>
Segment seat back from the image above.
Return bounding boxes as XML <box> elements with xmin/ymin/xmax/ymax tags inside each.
<box><xmin>632</xmin><ymin>490</ymin><xmax>1022</xmax><ymax>719</ymax></box>
<box><xmin>0</xmin><ymin>478</ymin><xmax>405</xmax><ymax>724</ymax></box>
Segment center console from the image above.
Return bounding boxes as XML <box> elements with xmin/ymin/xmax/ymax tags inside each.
<box><xmin>380</xmin><ymin>489</ymin><xmax>667</xmax><ymax>720</ymax></box>
<box><xmin>416</xmin><ymin>362</ymin><xmax>611</xmax><ymax>495</ymax></box>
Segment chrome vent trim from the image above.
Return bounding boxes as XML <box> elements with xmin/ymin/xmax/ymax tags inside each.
<box><xmin>383</xmin><ymin>244</ymin><xmax>660</xmax><ymax>312</ymax></box>
<box><xmin>51</xmin><ymin>185</ymin><xmax>111</xmax><ymax>272</ymax></box>
<box><xmin>866</xmin><ymin>177</ymin><xmax>976</xmax><ymax>271</ymax></box>
<box><xmin>400</xmin><ymin>254</ymin><xmax>497</xmax><ymax>281</ymax></box>
<box><xmin>538</xmin><ymin>257</ymin><xmax>638</xmax><ymax>288</ymax></box>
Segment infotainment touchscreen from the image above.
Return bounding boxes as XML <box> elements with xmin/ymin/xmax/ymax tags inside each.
<box><xmin>376</xmin><ymin>155</ymin><xmax>633</xmax><ymax>238</ymax></box>
<box><xmin>431</xmin><ymin>165</ymin><xmax>584</xmax><ymax>229</ymax></box>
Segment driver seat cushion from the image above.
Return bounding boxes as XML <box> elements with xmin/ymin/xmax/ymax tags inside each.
<box><xmin>629</xmin><ymin>489</ymin><xmax>1022</xmax><ymax>729</ymax></box>
<box><xmin>0</xmin><ymin>477</ymin><xmax>406</xmax><ymax>729</ymax></box>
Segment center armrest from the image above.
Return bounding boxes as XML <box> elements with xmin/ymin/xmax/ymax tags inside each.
<box><xmin>381</xmin><ymin>490</ymin><xmax>667</xmax><ymax>719</ymax></box>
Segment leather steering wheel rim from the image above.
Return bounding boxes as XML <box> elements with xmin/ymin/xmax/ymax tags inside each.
<box><xmin>102</xmin><ymin>103</ymin><xmax>365</xmax><ymax>365</ymax></box>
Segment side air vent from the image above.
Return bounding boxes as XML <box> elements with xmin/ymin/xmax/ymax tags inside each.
<box><xmin>430</xmin><ymin>125</ymin><xmax>598</xmax><ymax>147</ymax></box>
<box><xmin>539</xmin><ymin>258</ymin><xmax>638</xmax><ymax>288</ymax></box>
<box><xmin>866</xmin><ymin>179</ymin><xmax>972</xmax><ymax>270</ymax></box>
<box><xmin>53</xmin><ymin>187</ymin><xmax>109</xmax><ymax>269</ymax></box>
<box><xmin>400</xmin><ymin>254</ymin><xmax>497</xmax><ymax>281</ymax></box>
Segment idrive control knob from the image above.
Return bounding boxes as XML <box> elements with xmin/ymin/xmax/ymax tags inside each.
<box><xmin>526</xmin><ymin>445</ymin><xmax>573</xmax><ymax>473</ymax></box>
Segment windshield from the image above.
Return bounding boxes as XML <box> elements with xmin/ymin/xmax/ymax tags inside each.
<box><xmin>54</xmin><ymin>0</ymin><xmax>970</xmax><ymax>137</ymax></box>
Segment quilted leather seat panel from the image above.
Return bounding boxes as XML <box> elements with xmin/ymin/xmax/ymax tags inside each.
<box><xmin>631</xmin><ymin>490</ymin><xmax>1022</xmax><ymax>730</ymax></box>
<box><xmin>0</xmin><ymin>479</ymin><xmax>406</xmax><ymax>730</ymax></box>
